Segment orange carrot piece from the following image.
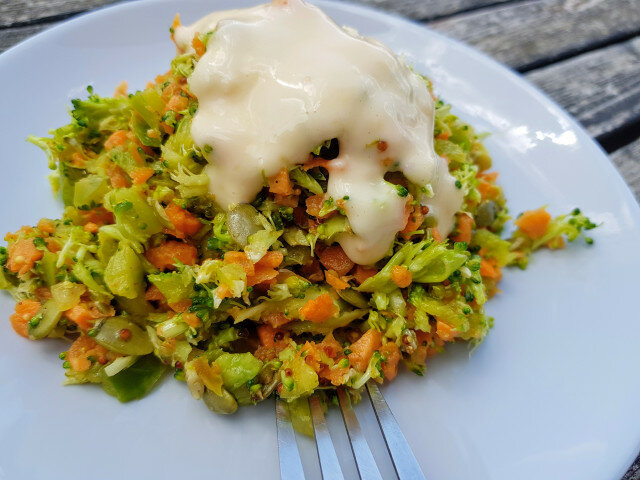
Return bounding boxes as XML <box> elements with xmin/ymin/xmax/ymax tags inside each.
<box><xmin>145</xmin><ymin>240</ymin><xmax>198</xmax><ymax>270</ymax></box>
<box><xmin>353</xmin><ymin>265</ymin><xmax>377</xmax><ymax>285</ymax></box>
<box><xmin>305</xmin><ymin>194</ymin><xmax>326</xmax><ymax>218</ymax></box>
<box><xmin>170</xmin><ymin>13</ymin><xmax>181</xmax><ymax>43</ymax></box>
<box><xmin>452</xmin><ymin>214</ymin><xmax>473</xmax><ymax>244</ymax></box>
<box><xmin>325</xmin><ymin>269</ymin><xmax>349</xmax><ymax>291</ymax></box>
<box><xmin>166</xmin><ymin>94</ymin><xmax>189</xmax><ymax>112</ymax></box>
<box><xmin>514</xmin><ymin>207</ymin><xmax>551</xmax><ymax>239</ymax></box>
<box><xmin>83</xmin><ymin>222</ymin><xmax>99</xmax><ymax>234</ymax></box>
<box><xmin>145</xmin><ymin>285</ymin><xmax>166</xmax><ymax>302</ymax></box>
<box><xmin>436</xmin><ymin>320</ymin><xmax>458</xmax><ymax>342</ymax></box>
<box><xmin>37</xmin><ymin>218</ymin><xmax>55</xmax><ymax>234</ymax></box>
<box><xmin>165</xmin><ymin>203</ymin><xmax>202</xmax><ymax>237</ymax></box>
<box><xmin>169</xmin><ymin>299</ymin><xmax>192</xmax><ymax>313</ymax></box>
<box><xmin>80</xmin><ymin>207</ymin><xmax>114</xmax><ymax>226</ymax></box>
<box><xmin>348</xmin><ymin>329</ymin><xmax>383</xmax><ymax>371</ymax></box>
<box><xmin>192</xmin><ymin>34</ymin><xmax>206</xmax><ymax>57</ymax></box>
<box><xmin>113</xmin><ymin>81</ymin><xmax>128</xmax><ymax>98</ymax></box>
<box><xmin>129</xmin><ymin>167</ymin><xmax>155</xmax><ymax>185</ymax></box>
<box><xmin>257</xmin><ymin>324</ymin><xmax>286</xmax><ymax>348</ymax></box>
<box><xmin>479</xmin><ymin>259</ymin><xmax>502</xmax><ymax>280</ymax></box>
<box><xmin>301</xmin><ymin>158</ymin><xmax>331</xmax><ymax>171</ymax></box>
<box><xmin>268</xmin><ymin>168</ymin><xmax>294</xmax><ymax>196</ymax></box>
<box><xmin>431</xmin><ymin>227</ymin><xmax>443</xmax><ymax>243</ymax></box>
<box><xmin>300</xmin><ymin>293</ymin><xmax>338</xmax><ymax>323</ymax></box>
<box><xmin>262</xmin><ymin>311</ymin><xmax>291</xmax><ymax>328</ymax></box>
<box><xmin>256</xmin><ymin>251</ymin><xmax>284</xmax><ymax>269</ymax></box>
<box><xmin>391</xmin><ymin>265</ymin><xmax>412</xmax><ymax>288</ymax></box>
<box><xmin>67</xmin><ymin>335</ymin><xmax>109</xmax><ymax>372</ymax></box>
<box><xmin>182</xmin><ymin>312</ymin><xmax>201</xmax><ymax>328</ymax></box>
<box><xmin>106</xmin><ymin>165</ymin><xmax>129</xmax><ymax>188</ymax></box>
<box><xmin>64</xmin><ymin>303</ymin><xmax>108</xmax><ymax>331</ymax></box>
<box><xmin>318</xmin><ymin>245</ymin><xmax>354</xmax><ymax>276</ymax></box>
<box><xmin>104</xmin><ymin>130</ymin><xmax>128</xmax><ymax>151</ymax></box>
<box><xmin>379</xmin><ymin>342</ymin><xmax>401</xmax><ymax>380</ymax></box>
<box><xmin>400</xmin><ymin>203</ymin><xmax>424</xmax><ymax>239</ymax></box>
<box><xmin>10</xmin><ymin>300</ymin><xmax>41</xmax><ymax>338</ymax></box>
<box><xmin>224</xmin><ymin>251</ymin><xmax>255</xmax><ymax>276</ymax></box>
<box><xmin>7</xmin><ymin>238</ymin><xmax>43</xmax><ymax>276</ymax></box>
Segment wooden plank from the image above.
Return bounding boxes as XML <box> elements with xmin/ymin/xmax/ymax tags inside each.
<box><xmin>525</xmin><ymin>37</ymin><xmax>640</xmax><ymax>141</ymax></box>
<box><xmin>0</xmin><ymin>0</ymin><xmax>123</xmax><ymax>28</ymax></box>
<box><xmin>429</xmin><ymin>0</ymin><xmax>640</xmax><ymax>71</ymax></box>
<box><xmin>0</xmin><ymin>24</ymin><xmax>52</xmax><ymax>53</ymax></box>
<box><xmin>610</xmin><ymin>137</ymin><xmax>640</xmax><ymax>201</ymax></box>
<box><xmin>339</xmin><ymin>0</ymin><xmax>512</xmax><ymax>21</ymax></box>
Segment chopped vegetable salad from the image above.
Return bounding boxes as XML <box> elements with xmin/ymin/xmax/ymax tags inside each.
<box><xmin>0</xmin><ymin>18</ymin><xmax>597</xmax><ymax>417</ymax></box>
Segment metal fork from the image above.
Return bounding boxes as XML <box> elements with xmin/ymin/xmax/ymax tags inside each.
<box><xmin>276</xmin><ymin>382</ymin><xmax>426</xmax><ymax>479</ymax></box>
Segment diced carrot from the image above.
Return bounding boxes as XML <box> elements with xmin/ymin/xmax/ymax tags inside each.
<box><xmin>257</xmin><ymin>324</ymin><xmax>278</xmax><ymax>348</ymax></box>
<box><xmin>436</xmin><ymin>131</ymin><xmax>451</xmax><ymax>140</ymax></box>
<box><xmin>401</xmin><ymin>203</ymin><xmax>424</xmax><ymax>239</ymax></box>
<box><xmin>391</xmin><ymin>265</ymin><xmax>412</xmax><ymax>288</ymax></box>
<box><xmin>379</xmin><ymin>342</ymin><xmax>401</xmax><ymax>380</ymax></box>
<box><xmin>80</xmin><ymin>207</ymin><xmax>114</xmax><ymax>226</ymax></box>
<box><xmin>45</xmin><ymin>238</ymin><xmax>61</xmax><ymax>253</ymax></box>
<box><xmin>70</xmin><ymin>152</ymin><xmax>87</xmax><ymax>167</ymax></box>
<box><xmin>145</xmin><ymin>285</ymin><xmax>166</xmax><ymax>302</ymax></box>
<box><xmin>431</xmin><ymin>227</ymin><xmax>443</xmax><ymax>243</ymax></box>
<box><xmin>435</xmin><ymin>320</ymin><xmax>458</xmax><ymax>342</ymax></box>
<box><xmin>262</xmin><ymin>311</ymin><xmax>291</xmax><ymax>328</ymax></box>
<box><xmin>268</xmin><ymin>167</ymin><xmax>294</xmax><ymax>196</ymax></box>
<box><xmin>216</xmin><ymin>284</ymin><xmax>232</xmax><ymax>299</ymax></box>
<box><xmin>166</xmin><ymin>93</ymin><xmax>189</xmax><ymax>113</ymax></box>
<box><xmin>64</xmin><ymin>303</ymin><xmax>109</xmax><ymax>331</ymax></box>
<box><xmin>224</xmin><ymin>251</ymin><xmax>255</xmax><ymax>276</ymax></box>
<box><xmin>37</xmin><ymin>218</ymin><xmax>55</xmax><ymax>234</ymax></box>
<box><xmin>9</xmin><ymin>300</ymin><xmax>41</xmax><ymax>338</ymax></box>
<box><xmin>170</xmin><ymin>13</ymin><xmax>181</xmax><ymax>43</ymax></box>
<box><xmin>514</xmin><ymin>207</ymin><xmax>551</xmax><ymax>239</ymax></box>
<box><xmin>452</xmin><ymin>214</ymin><xmax>473</xmax><ymax>244</ymax></box>
<box><xmin>34</xmin><ymin>287</ymin><xmax>52</xmax><ymax>301</ymax></box>
<box><xmin>169</xmin><ymin>298</ymin><xmax>192</xmax><ymax>313</ymax></box>
<box><xmin>274</xmin><ymin>193</ymin><xmax>299</xmax><ymax>208</ymax></box>
<box><xmin>256</xmin><ymin>251</ymin><xmax>284</xmax><ymax>269</ymax></box>
<box><xmin>479</xmin><ymin>258</ymin><xmax>502</xmax><ymax>281</ymax></box>
<box><xmin>248</xmin><ymin>265</ymin><xmax>280</xmax><ymax>287</ymax></box>
<box><xmin>106</xmin><ymin>164</ymin><xmax>129</xmax><ymax>188</ymax></box>
<box><xmin>129</xmin><ymin>167</ymin><xmax>155</xmax><ymax>185</ymax></box>
<box><xmin>104</xmin><ymin>130</ymin><xmax>128</xmax><ymax>151</ymax></box>
<box><xmin>325</xmin><ymin>269</ymin><xmax>349</xmax><ymax>291</ymax></box>
<box><xmin>353</xmin><ymin>265</ymin><xmax>377</xmax><ymax>285</ymax></box>
<box><xmin>165</xmin><ymin>202</ymin><xmax>202</xmax><ymax>237</ymax></box>
<box><xmin>7</xmin><ymin>238</ymin><xmax>43</xmax><ymax>276</ymax></box>
<box><xmin>83</xmin><ymin>222</ymin><xmax>99</xmax><ymax>234</ymax></box>
<box><xmin>348</xmin><ymin>329</ymin><xmax>383</xmax><ymax>371</ymax></box>
<box><xmin>113</xmin><ymin>81</ymin><xmax>128</xmax><ymax>98</ymax></box>
<box><xmin>477</xmin><ymin>179</ymin><xmax>500</xmax><ymax>200</ymax></box>
<box><xmin>477</xmin><ymin>171</ymin><xmax>498</xmax><ymax>182</ymax></box>
<box><xmin>300</xmin><ymin>341</ymin><xmax>322</xmax><ymax>372</ymax></box>
<box><xmin>319</xmin><ymin>334</ymin><xmax>343</xmax><ymax>359</ymax></box>
<box><xmin>182</xmin><ymin>312</ymin><xmax>201</xmax><ymax>328</ymax></box>
<box><xmin>67</xmin><ymin>335</ymin><xmax>109</xmax><ymax>372</ymax></box>
<box><xmin>192</xmin><ymin>33</ymin><xmax>206</xmax><ymax>57</ymax></box>
<box><xmin>300</xmin><ymin>293</ymin><xmax>338</xmax><ymax>323</ymax></box>
<box><xmin>145</xmin><ymin>240</ymin><xmax>198</xmax><ymax>270</ymax></box>
<box><xmin>305</xmin><ymin>194</ymin><xmax>327</xmax><ymax>218</ymax></box>
<box><xmin>317</xmin><ymin>245</ymin><xmax>354</xmax><ymax>276</ymax></box>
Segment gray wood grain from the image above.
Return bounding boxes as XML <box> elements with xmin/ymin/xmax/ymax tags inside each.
<box><xmin>429</xmin><ymin>0</ymin><xmax>640</xmax><ymax>71</ymax></box>
<box><xmin>0</xmin><ymin>0</ymin><xmax>123</xmax><ymax>28</ymax></box>
<box><xmin>525</xmin><ymin>37</ymin><xmax>640</xmax><ymax>140</ymax></box>
<box><xmin>0</xmin><ymin>24</ymin><xmax>52</xmax><ymax>52</ymax></box>
<box><xmin>611</xmin><ymin>138</ymin><xmax>640</xmax><ymax>202</ymax></box>
<box><xmin>339</xmin><ymin>0</ymin><xmax>511</xmax><ymax>21</ymax></box>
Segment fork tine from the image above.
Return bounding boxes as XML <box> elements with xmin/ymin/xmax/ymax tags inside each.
<box><xmin>337</xmin><ymin>388</ymin><xmax>383</xmax><ymax>480</ymax></box>
<box><xmin>309</xmin><ymin>395</ymin><xmax>346</xmax><ymax>480</ymax></box>
<box><xmin>275</xmin><ymin>398</ymin><xmax>306</xmax><ymax>480</ymax></box>
<box><xmin>366</xmin><ymin>382</ymin><xmax>426</xmax><ymax>480</ymax></box>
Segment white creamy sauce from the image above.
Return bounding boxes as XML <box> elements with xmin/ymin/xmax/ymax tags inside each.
<box><xmin>175</xmin><ymin>0</ymin><xmax>463</xmax><ymax>265</ymax></box>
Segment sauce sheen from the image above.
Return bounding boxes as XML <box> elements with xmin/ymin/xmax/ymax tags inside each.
<box><xmin>175</xmin><ymin>0</ymin><xmax>463</xmax><ymax>265</ymax></box>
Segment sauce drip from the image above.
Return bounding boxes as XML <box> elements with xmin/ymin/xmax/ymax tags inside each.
<box><xmin>175</xmin><ymin>0</ymin><xmax>463</xmax><ymax>264</ymax></box>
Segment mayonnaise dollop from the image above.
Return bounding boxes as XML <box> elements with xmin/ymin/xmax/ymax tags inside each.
<box><xmin>174</xmin><ymin>0</ymin><xmax>463</xmax><ymax>265</ymax></box>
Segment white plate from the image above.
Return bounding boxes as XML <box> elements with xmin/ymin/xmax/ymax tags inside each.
<box><xmin>1</xmin><ymin>1</ymin><xmax>639</xmax><ymax>479</ymax></box>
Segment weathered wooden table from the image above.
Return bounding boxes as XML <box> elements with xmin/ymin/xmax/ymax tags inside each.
<box><xmin>1</xmin><ymin>0</ymin><xmax>639</xmax><ymax>477</ymax></box>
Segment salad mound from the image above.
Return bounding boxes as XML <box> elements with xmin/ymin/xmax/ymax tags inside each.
<box><xmin>0</xmin><ymin>9</ymin><xmax>596</xmax><ymax>416</ymax></box>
